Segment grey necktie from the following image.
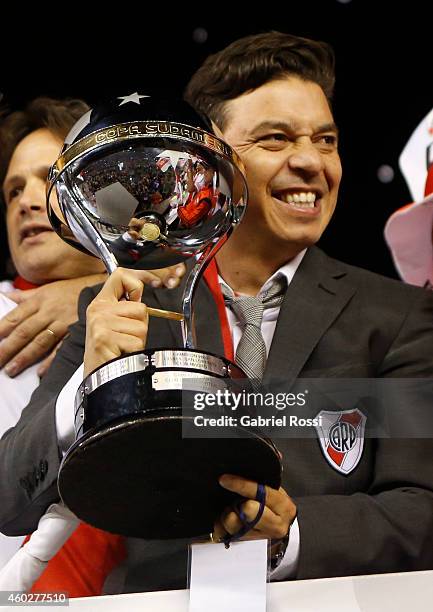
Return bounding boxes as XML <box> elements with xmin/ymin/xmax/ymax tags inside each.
<box><xmin>222</xmin><ymin>276</ymin><xmax>287</xmax><ymax>381</ymax></box>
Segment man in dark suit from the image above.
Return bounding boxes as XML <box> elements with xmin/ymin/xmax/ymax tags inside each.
<box><xmin>1</xmin><ymin>31</ymin><xmax>433</xmax><ymax>591</ymax></box>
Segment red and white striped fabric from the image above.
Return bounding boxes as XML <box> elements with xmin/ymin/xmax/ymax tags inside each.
<box><xmin>385</xmin><ymin>165</ymin><xmax>433</xmax><ymax>287</ymax></box>
<box><xmin>385</xmin><ymin>106</ymin><xmax>433</xmax><ymax>287</ymax></box>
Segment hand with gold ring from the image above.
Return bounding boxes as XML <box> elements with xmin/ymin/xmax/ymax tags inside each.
<box><xmin>45</xmin><ymin>328</ymin><xmax>59</xmax><ymax>341</ymax></box>
<box><xmin>0</xmin><ymin>273</ymin><xmax>106</xmax><ymax>377</ymax></box>
<box><xmin>0</xmin><ymin>264</ymin><xmax>185</xmax><ymax>378</ymax></box>
<box><xmin>37</xmin><ymin>328</ymin><xmax>69</xmax><ymax>378</ymax></box>
<box><xmin>212</xmin><ymin>474</ymin><xmax>297</xmax><ymax>545</ymax></box>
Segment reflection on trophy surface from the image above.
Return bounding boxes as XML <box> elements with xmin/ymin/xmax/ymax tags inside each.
<box><xmin>47</xmin><ymin>93</ymin><xmax>281</xmax><ymax>538</ymax></box>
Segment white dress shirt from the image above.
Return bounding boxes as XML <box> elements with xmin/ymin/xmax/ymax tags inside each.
<box><xmin>0</xmin><ymin>280</ymin><xmax>14</xmax><ymax>293</ymax></box>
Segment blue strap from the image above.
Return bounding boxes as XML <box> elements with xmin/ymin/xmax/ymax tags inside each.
<box><xmin>223</xmin><ymin>483</ymin><xmax>266</xmax><ymax>548</ymax></box>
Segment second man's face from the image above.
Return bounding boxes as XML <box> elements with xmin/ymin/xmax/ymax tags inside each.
<box><xmin>3</xmin><ymin>128</ymin><xmax>103</xmax><ymax>284</ymax></box>
<box><xmin>218</xmin><ymin>76</ymin><xmax>342</xmax><ymax>256</ymax></box>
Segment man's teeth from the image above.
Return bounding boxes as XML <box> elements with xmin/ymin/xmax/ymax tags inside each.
<box><xmin>278</xmin><ymin>192</ymin><xmax>317</xmax><ymax>207</ymax></box>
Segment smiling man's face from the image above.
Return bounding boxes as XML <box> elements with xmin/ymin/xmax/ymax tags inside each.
<box><xmin>3</xmin><ymin>128</ymin><xmax>101</xmax><ymax>284</ymax></box>
<box><xmin>218</xmin><ymin>76</ymin><xmax>342</xmax><ymax>257</ymax></box>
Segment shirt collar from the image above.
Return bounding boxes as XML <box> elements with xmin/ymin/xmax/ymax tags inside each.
<box><xmin>218</xmin><ymin>248</ymin><xmax>307</xmax><ymax>298</ymax></box>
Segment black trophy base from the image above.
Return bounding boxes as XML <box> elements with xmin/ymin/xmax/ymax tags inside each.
<box><xmin>57</xmin><ymin>349</ymin><xmax>281</xmax><ymax>539</ymax></box>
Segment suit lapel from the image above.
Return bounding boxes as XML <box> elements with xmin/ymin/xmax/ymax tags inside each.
<box><xmin>263</xmin><ymin>247</ymin><xmax>356</xmax><ymax>386</ymax></box>
<box><xmin>146</xmin><ymin>279</ymin><xmax>184</xmax><ymax>347</ymax></box>
<box><xmin>193</xmin><ymin>282</ymin><xmax>225</xmax><ymax>356</ymax></box>
<box><xmin>150</xmin><ymin>261</ymin><xmax>224</xmax><ymax>356</ymax></box>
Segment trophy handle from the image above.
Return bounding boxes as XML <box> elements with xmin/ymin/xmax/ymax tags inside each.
<box><xmin>181</xmin><ymin>232</ymin><xmax>232</xmax><ymax>349</ymax></box>
<box><xmin>63</xmin><ymin>195</ymin><xmax>120</xmax><ymax>274</ymax></box>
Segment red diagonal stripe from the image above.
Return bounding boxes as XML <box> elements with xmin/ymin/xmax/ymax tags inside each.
<box><xmin>327</xmin><ymin>444</ymin><xmax>345</xmax><ymax>466</ymax></box>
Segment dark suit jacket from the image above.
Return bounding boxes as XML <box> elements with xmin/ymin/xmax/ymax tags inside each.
<box><xmin>1</xmin><ymin>246</ymin><xmax>433</xmax><ymax>591</ymax></box>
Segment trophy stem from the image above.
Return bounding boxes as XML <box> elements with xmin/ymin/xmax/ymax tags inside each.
<box><xmin>67</xmin><ymin>195</ymin><xmax>120</xmax><ymax>274</ymax></box>
<box><xmin>181</xmin><ymin>234</ymin><xmax>232</xmax><ymax>349</ymax></box>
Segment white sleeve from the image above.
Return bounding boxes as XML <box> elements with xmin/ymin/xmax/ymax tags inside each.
<box><xmin>55</xmin><ymin>364</ymin><xmax>84</xmax><ymax>454</ymax></box>
<box><xmin>270</xmin><ymin>517</ymin><xmax>300</xmax><ymax>580</ymax></box>
<box><xmin>0</xmin><ymin>503</ymin><xmax>79</xmax><ymax>591</ymax></box>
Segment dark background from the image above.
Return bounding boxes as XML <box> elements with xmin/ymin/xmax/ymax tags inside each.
<box><xmin>1</xmin><ymin>1</ymin><xmax>430</xmax><ymax>281</ymax></box>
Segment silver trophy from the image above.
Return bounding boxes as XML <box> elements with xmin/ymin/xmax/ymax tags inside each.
<box><xmin>47</xmin><ymin>95</ymin><xmax>281</xmax><ymax>538</ymax></box>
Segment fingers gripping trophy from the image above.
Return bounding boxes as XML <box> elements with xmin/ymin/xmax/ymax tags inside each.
<box><xmin>47</xmin><ymin>93</ymin><xmax>281</xmax><ymax>539</ymax></box>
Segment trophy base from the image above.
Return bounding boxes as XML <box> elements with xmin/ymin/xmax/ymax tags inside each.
<box><xmin>58</xmin><ymin>349</ymin><xmax>281</xmax><ymax>539</ymax></box>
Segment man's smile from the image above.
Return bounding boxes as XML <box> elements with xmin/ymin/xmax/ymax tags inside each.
<box><xmin>271</xmin><ymin>188</ymin><xmax>324</xmax><ymax>216</ymax></box>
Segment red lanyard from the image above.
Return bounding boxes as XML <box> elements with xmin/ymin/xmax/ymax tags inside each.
<box><xmin>203</xmin><ymin>259</ymin><xmax>234</xmax><ymax>362</ymax></box>
<box><xmin>13</xmin><ymin>276</ymin><xmax>39</xmax><ymax>290</ymax></box>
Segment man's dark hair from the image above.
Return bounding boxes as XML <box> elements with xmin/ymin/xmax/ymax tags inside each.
<box><xmin>0</xmin><ymin>96</ymin><xmax>89</xmax><ymax>191</ymax></box>
<box><xmin>184</xmin><ymin>31</ymin><xmax>335</xmax><ymax>130</ymax></box>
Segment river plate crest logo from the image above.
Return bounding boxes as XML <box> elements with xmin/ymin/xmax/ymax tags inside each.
<box><xmin>315</xmin><ymin>409</ymin><xmax>366</xmax><ymax>475</ymax></box>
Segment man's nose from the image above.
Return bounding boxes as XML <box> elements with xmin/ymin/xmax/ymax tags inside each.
<box><xmin>18</xmin><ymin>182</ymin><xmax>45</xmax><ymax>213</ymax></box>
<box><xmin>287</xmin><ymin>140</ymin><xmax>324</xmax><ymax>175</ymax></box>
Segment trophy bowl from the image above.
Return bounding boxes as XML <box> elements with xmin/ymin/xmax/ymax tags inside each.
<box><xmin>48</xmin><ymin>94</ymin><xmax>282</xmax><ymax>538</ymax></box>
<box><xmin>47</xmin><ymin>96</ymin><xmax>246</xmax><ymax>272</ymax></box>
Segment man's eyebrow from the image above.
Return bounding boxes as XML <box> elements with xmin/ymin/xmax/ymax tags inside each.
<box><xmin>317</xmin><ymin>122</ymin><xmax>339</xmax><ymax>136</ymax></box>
<box><xmin>250</xmin><ymin>121</ymin><xmax>294</xmax><ymax>134</ymax></box>
<box><xmin>250</xmin><ymin>120</ymin><xmax>339</xmax><ymax>135</ymax></box>
<box><xmin>4</xmin><ymin>166</ymin><xmax>51</xmax><ymax>186</ymax></box>
<box><xmin>3</xmin><ymin>174</ymin><xmax>21</xmax><ymax>187</ymax></box>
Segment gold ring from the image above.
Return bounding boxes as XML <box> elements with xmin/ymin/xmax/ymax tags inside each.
<box><xmin>46</xmin><ymin>328</ymin><xmax>58</xmax><ymax>340</ymax></box>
